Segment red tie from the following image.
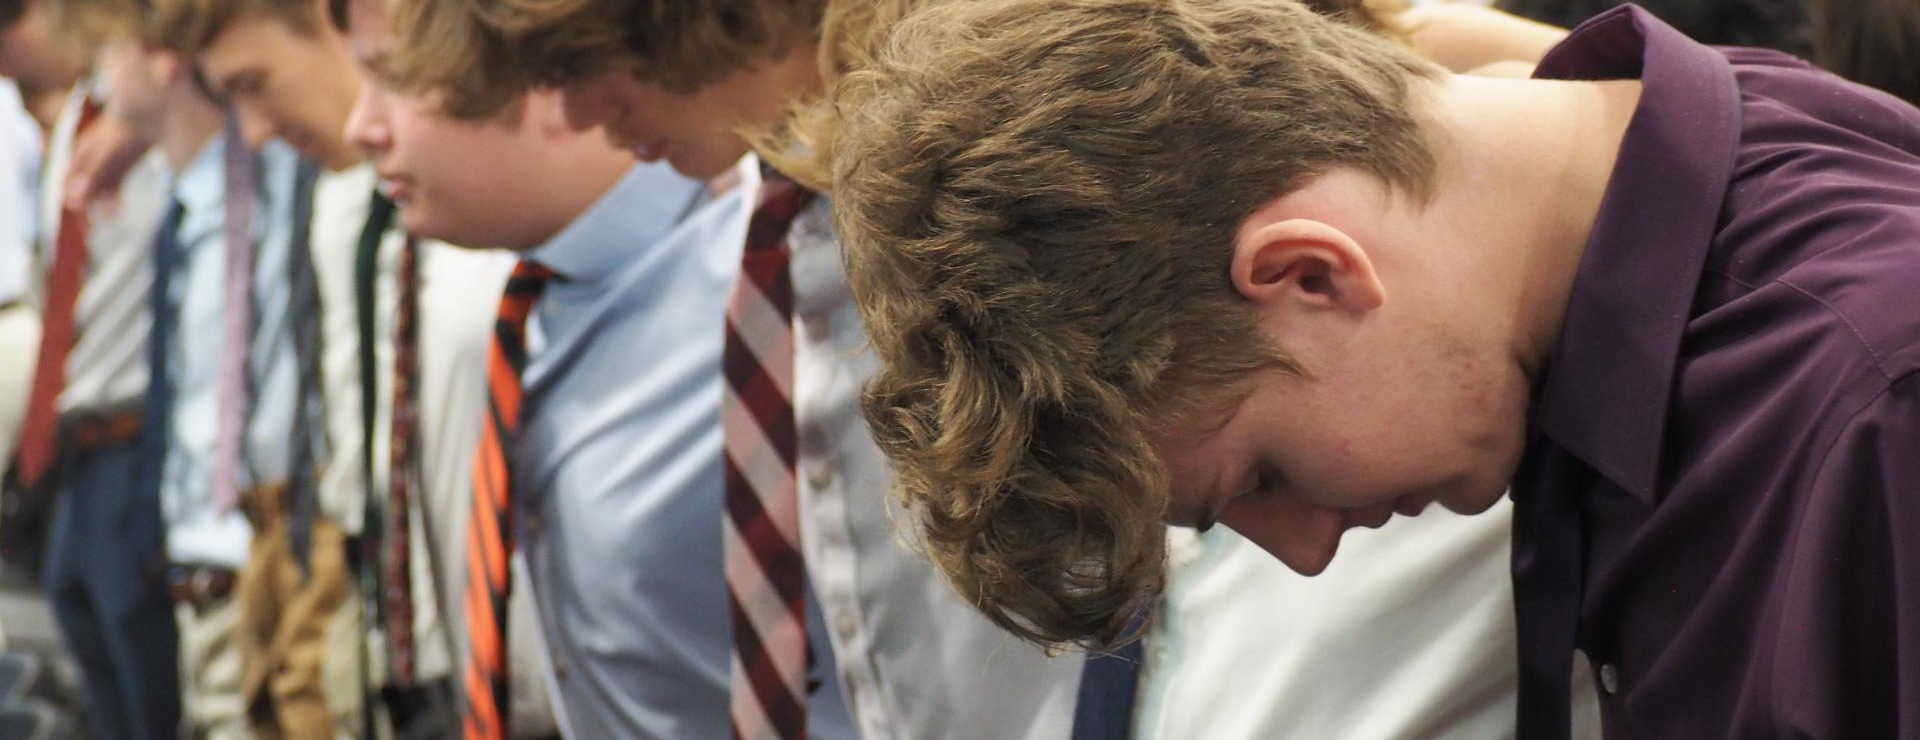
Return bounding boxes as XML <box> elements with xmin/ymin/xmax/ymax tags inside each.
<box><xmin>460</xmin><ymin>260</ymin><xmax>551</xmax><ymax>740</ymax></box>
<box><xmin>724</xmin><ymin>169</ymin><xmax>815</xmax><ymax>740</ymax></box>
<box><xmin>13</xmin><ymin>98</ymin><xmax>103</xmax><ymax>488</ymax></box>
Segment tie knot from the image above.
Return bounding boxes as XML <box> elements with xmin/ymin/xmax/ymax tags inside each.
<box><xmin>510</xmin><ymin>260</ymin><xmax>556</xmax><ymax>286</ymax></box>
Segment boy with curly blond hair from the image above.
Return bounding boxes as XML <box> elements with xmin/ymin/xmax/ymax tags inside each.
<box><xmin>830</xmin><ymin>0</ymin><xmax>1920</xmax><ymax>738</ymax></box>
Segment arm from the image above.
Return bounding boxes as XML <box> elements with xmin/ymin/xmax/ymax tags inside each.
<box><xmin>1769</xmin><ymin>375</ymin><xmax>1920</xmax><ymax>738</ymax></box>
<box><xmin>1392</xmin><ymin>3</ymin><xmax>1568</xmax><ymax>73</ymax></box>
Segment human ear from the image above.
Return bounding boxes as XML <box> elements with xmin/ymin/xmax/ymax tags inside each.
<box><xmin>1229</xmin><ymin>218</ymin><xmax>1386</xmax><ymax>315</ymax></box>
<box><xmin>144</xmin><ymin>48</ymin><xmax>184</xmax><ymax>89</ymax></box>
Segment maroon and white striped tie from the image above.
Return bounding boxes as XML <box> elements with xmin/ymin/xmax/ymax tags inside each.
<box><xmin>723</xmin><ymin>169</ymin><xmax>815</xmax><ymax>740</ymax></box>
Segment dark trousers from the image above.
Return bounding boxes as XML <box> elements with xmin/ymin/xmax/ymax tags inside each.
<box><xmin>43</xmin><ymin>440</ymin><xmax>181</xmax><ymax>740</ymax></box>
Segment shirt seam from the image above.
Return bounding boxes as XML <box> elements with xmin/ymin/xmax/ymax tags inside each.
<box><xmin>1770</xmin><ymin>369</ymin><xmax>1914</xmax><ymax>738</ymax></box>
<box><xmin>1775</xmin><ymin>277</ymin><xmax>1894</xmax><ymax>381</ymax></box>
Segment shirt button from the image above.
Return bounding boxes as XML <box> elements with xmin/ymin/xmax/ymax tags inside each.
<box><xmin>807</xmin><ymin>465</ymin><xmax>834</xmax><ymax>490</ymax></box>
<box><xmin>835</xmin><ymin>612</ymin><xmax>858</xmax><ymax>641</ymax></box>
<box><xmin>553</xmin><ymin>661</ymin><xmax>568</xmax><ymax>681</ymax></box>
<box><xmin>1598</xmin><ymin>663</ymin><xmax>1620</xmax><ymax>695</ymax></box>
<box><xmin>800</xmin><ymin>312</ymin><xmax>831</xmax><ymax>341</ymax></box>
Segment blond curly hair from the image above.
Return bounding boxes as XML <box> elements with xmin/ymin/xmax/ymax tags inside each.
<box><xmin>830</xmin><ymin>0</ymin><xmax>1439</xmax><ymax>648</ymax></box>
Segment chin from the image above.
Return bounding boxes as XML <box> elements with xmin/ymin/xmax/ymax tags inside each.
<box><xmin>1436</xmin><ymin>482</ymin><xmax>1508</xmax><ymax>516</ymax></box>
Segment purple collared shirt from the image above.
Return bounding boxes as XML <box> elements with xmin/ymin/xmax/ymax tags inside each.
<box><xmin>1514</xmin><ymin>6</ymin><xmax>1920</xmax><ymax>739</ymax></box>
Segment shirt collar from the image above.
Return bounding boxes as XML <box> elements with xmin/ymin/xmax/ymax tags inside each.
<box><xmin>1528</xmin><ymin>5</ymin><xmax>1741</xmax><ymax>502</ymax></box>
<box><xmin>171</xmin><ymin>129</ymin><xmax>230</xmax><ymax>220</ymax></box>
<box><xmin>525</xmin><ymin>162</ymin><xmax>705</xmax><ymax>285</ymax></box>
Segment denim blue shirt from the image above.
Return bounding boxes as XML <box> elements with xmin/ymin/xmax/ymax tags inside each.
<box><xmin>513</xmin><ymin>161</ymin><xmax>855</xmax><ymax>740</ymax></box>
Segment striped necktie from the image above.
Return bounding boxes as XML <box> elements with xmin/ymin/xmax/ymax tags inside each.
<box><xmin>283</xmin><ymin>160</ymin><xmax>323</xmax><ymax>573</ymax></box>
<box><xmin>12</xmin><ymin>97</ymin><xmax>102</xmax><ymax>489</ymax></box>
<box><xmin>724</xmin><ymin>168</ymin><xmax>815</xmax><ymax>740</ymax></box>
<box><xmin>460</xmin><ymin>260</ymin><xmax>552</xmax><ymax>740</ymax></box>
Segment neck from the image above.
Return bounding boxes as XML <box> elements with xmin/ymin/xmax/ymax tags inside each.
<box><xmin>514</xmin><ymin>150</ymin><xmax>632</xmax><ymax>251</ymax></box>
<box><xmin>155</xmin><ymin>87</ymin><xmax>227</xmax><ymax>171</ymax></box>
<box><xmin>1419</xmin><ymin>73</ymin><xmax>1641</xmax><ymax>377</ymax></box>
<box><xmin>21</xmin><ymin>82</ymin><xmax>70</xmax><ymax>134</ymax></box>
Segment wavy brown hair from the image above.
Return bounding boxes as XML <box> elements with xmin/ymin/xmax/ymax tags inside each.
<box><xmin>765</xmin><ymin>0</ymin><xmax>1408</xmax><ymax>188</ymax></box>
<box><xmin>830</xmin><ymin>0</ymin><xmax>1438</xmax><ymax>648</ymax></box>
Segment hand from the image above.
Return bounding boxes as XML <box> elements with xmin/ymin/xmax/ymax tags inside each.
<box><xmin>63</xmin><ymin>114</ymin><xmax>152</xmax><ymax>213</ymax></box>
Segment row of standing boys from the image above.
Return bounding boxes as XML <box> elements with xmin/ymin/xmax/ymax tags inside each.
<box><xmin>2</xmin><ymin>0</ymin><xmax>1907</xmax><ymax>738</ymax></box>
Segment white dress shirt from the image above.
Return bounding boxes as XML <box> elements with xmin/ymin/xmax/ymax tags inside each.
<box><xmin>0</xmin><ymin>80</ymin><xmax>39</xmax><ymax>305</ymax></box>
<box><xmin>784</xmin><ymin>167</ymin><xmax>1087</xmax><ymax>740</ymax></box>
<box><xmin>36</xmin><ymin>87</ymin><xmax>169</xmax><ymax>416</ymax></box>
<box><xmin>1135</xmin><ymin>499</ymin><xmax>1603</xmax><ymax>739</ymax></box>
<box><xmin>0</xmin><ymin>80</ymin><xmax>42</xmax><ymax>478</ymax></box>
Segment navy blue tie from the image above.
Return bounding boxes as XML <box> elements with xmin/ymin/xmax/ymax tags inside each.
<box><xmin>1072</xmin><ymin>622</ymin><xmax>1146</xmax><ymax>740</ymax></box>
<box><xmin>137</xmin><ymin>200</ymin><xmax>185</xmax><ymax>507</ymax></box>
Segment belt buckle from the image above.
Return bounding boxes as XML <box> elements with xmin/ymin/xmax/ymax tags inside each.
<box><xmin>192</xmin><ymin>567</ymin><xmax>218</xmax><ymax>606</ymax></box>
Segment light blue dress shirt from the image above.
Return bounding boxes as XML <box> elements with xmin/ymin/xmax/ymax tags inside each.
<box><xmin>513</xmin><ymin>162</ymin><xmax>856</xmax><ymax>740</ymax></box>
<box><xmin>159</xmin><ymin>133</ymin><xmax>299</xmax><ymax>568</ymax></box>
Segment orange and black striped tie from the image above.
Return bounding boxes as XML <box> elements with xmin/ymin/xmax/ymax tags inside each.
<box><xmin>461</xmin><ymin>260</ymin><xmax>552</xmax><ymax>740</ymax></box>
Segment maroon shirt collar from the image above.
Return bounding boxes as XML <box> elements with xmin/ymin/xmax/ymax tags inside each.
<box><xmin>1527</xmin><ymin>5</ymin><xmax>1741</xmax><ymax>503</ymax></box>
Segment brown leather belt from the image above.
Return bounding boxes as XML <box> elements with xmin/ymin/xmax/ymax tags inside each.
<box><xmin>62</xmin><ymin>408</ymin><xmax>143</xmax><ymax>453</ymax></box>
<box><xmin>168</xmin><ymin>564</ymin><xmax>238</xmax><ymax>611</ymax></box>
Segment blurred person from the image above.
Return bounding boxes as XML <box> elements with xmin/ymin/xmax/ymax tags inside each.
<box><xmin>1808</xmin><ymin>0</ymin><xmax>1920</xmax><ymax>105</ymax></box>
<box><xmin>6</xmin><ymin>1</ymin><xmax>176</xmax><ymax>738</ymax></box>
<box><xmin>70</xmin><ymin>0</ymin><xmax>308</xmax><ymax>734</ymax></box>
<box><xmin>153</xmin><ymin>0</ymin><xmax>544</xmax><ymax>735</ymax></box>
<box><xmin>0</xmin><ymin>0</ymin><xmax>79</xmax><ymax>130</ymax></box>
<box><xmin>0</xmin><ymin>78</ymin><xmax>41</xmax><ymax>487</ymax></box>
<box><xmin>826</xmin><ymin>2</ymin><xmax>1920</xmax><ymax>740</ymax></box>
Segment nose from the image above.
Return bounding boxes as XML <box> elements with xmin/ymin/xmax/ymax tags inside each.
<box><xmin>1217</xmin><ymin>494</ymin><xmax>1348</xmax><ymax>576</ymax></box>
<box><xmin>344</xmin><ymin>82</ymin><xmax>390</xmax><ymax>155</ymax></box>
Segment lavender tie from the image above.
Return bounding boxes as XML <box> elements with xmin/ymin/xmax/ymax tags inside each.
<box><xmin>210</xmin><ymin>114</ymin><xmax>255</xmax><ymax>512</ymax></box>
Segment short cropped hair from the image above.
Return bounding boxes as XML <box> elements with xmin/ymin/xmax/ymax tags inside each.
<box><xmin>831</xmin><ymin>0</ymin><xmax>1438</xmax><ymax>647</ymax></box>
<box><xmin>1809</xmin><ymin>0</ymin><xmax>1919</xmax><ymax>106</ymax></box>
<box><xmin>379</xmin><ymin>0</ymin><xmax>825</xmax><ymax>119</ymax></box>
<box><xmin>147</xmin><ymin>0</ymin><xmax>342</xmax><ymax>55</ymax></box>
<box><xmin>44</xmin><ymin>0</ymin><xmax>160</xmax><ymax>54</ymax></box>
<box><xmin>767</xmin><ymin>0</ymin><xmax>1409</xmax><ymax>188</ymax></box>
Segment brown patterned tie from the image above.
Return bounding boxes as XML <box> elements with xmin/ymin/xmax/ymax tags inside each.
<box><xmin>724</xmin><ymin>168</ymin><xmax>815</xmax><ymax>740</ymax></box>
<box><xmin>386</xmin><ymin>237</ymin><xmax>420</xmax><ymax>685</ymax></box>
<box><xmin>460</xmin><ymin>260</ymin><xmax>551</xmax><ymax>740</ymax></box>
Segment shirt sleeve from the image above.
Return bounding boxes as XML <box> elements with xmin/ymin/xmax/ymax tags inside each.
<box><xmin>1769</xmin><ymin>373</ymin><xmax>1920</xmax><ymax>739</ymax></box>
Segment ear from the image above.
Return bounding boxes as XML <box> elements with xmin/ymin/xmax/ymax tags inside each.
<box><xmin>144</xmin><ymin>48</ymin><xmax>185</xmax><ymax>88</ymax></box>
<box><xmin>1230</xmin><ymin>217</ymin><xmax>1385</xmax><ymax>316</ymax></box>
<box><xmin>523</xmin><ymin>88</ymin><xmax>572</xmax><ymax>137</ymax></box>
